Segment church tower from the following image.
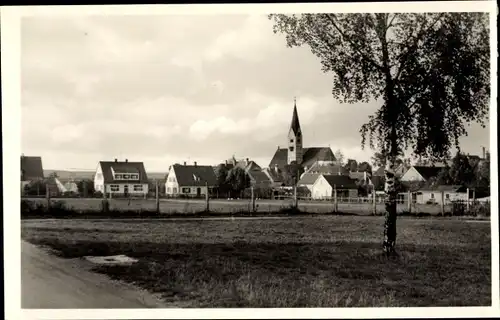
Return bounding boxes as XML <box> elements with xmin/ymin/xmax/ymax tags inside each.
<box><xmin>287</xmin><ymin>98</ymin><xmax>303</xmax><ymax>164</ymax></box>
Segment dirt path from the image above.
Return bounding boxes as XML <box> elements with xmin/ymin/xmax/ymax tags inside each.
<box><xmin>21</xmin><ymin>240</ymin><xmax>166</xmax><ymax>308</ymax></box>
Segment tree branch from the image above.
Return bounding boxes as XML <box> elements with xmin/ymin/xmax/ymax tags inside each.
<box><xmin>395</xmin><ymin>13</ymin><xmax>446</xmax><ymax>81</ymax></box>
<box><xmin>324</xmin><ymin>14</ymin><xmax>384</xmax><ymax>73</ymax></box>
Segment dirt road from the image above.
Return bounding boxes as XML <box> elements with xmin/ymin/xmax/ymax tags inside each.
<box><xmin>21</xmin><ymin>240</ymin><xmax>166</xmax><ymax>308</ymax></box>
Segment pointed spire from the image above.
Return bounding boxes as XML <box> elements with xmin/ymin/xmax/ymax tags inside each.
<box><xmin>290</xmin><ymin>97</ymin><xmax>301</xmax><ymax>135</ymax></box>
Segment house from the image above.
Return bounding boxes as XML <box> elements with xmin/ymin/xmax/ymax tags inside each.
<box><xmin>298</xmin><ymin>163</ymin><xmax>347</xmax><ymax>192</ymax></box>
<box><xmin>165</xmin><ymin>162</ymin><xmax>217</xmax><ymax>197</ymax></box>
<box><xmin>400</xmin><ymin>165</ymin><xmax>443</xmax><ymax>183</ymax></box>
<box><xmin>311</xmin><ymin>174</ymin><xmax>358</xmax><ymax>200</ymax></box>
<box><xmin>94</xmin><ymin>159</ymin><xmax>149</xmax><ymax>197</ymax></box>
<box><xmin>412</xmin><ymin>185</ymin><xmax>468</xmax><ymax>205</ymax></box>
<box><xmin>267</xmin><ymin>99</ymin><xmax>337</xmax><ymax>176</ymax></box>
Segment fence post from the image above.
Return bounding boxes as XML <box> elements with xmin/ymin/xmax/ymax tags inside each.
<box><xmin>293</xmin><ymin>185</ymin><xmax>298</xmax><ymax>209</ymax></box>
<box><xmin>334</xmin><ymin>184</ymin><xmax>338</xmax><ymax>213</ymax></box>
<box><xmin>251</xmin><ymin>185</ymin><xmax>255</xmax><ymax>212</ymax></box>
<box><xmin>407</xmin><ymin>190</ymin><xmax>411</xmax><ymax>213</ymax></box>
<box><xmin>466</xmin><ymin>187</ymin><xmax>470</xmax><ymax>213</ymax></box>
<box><xmin>46</xmin><ymin>184</ymin><xmax>51</xmax><ymax>210</ymax></box>
<box><xmin>440</xmin><ymin>191</ymin><xmax>445</xmax><ymax>216</ymax></box>
<box><xmin>156</xmin><ymin>181</ymin><xmax>160</xmax><ymax>214</ymax></box>
<box><xmin>205</xmin><ymin>182</ymin><xmax>209</xmax><ymax>213</ymax></box>
<box><xmin>372</xmin><ymin>191</ymin><xmax>376</xmax><ymax>215</ymax></box>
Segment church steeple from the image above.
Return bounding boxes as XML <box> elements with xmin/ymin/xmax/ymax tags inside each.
<box><xmin>287</xmin><ymin>97</ymin><xmax>303</xmax><ymax>165</ymax></box>
<box><xmin>290</xmin><ymin>97</ymin><xmax>301</xmax><ymax>135</ymax></box>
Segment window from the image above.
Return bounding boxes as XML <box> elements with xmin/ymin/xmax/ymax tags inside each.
<box><xmin>290</xmin><ymin>139</ymin><xmax>294</xmax><ymax>143</ymax></box>
<box><xmin>115</xmin><ymin>174</ymin><xmax>123</xmax><ymax>179</ymax></box>
<box><xmin>182</xmin><ymin>187</ymin><xmax>190</xmax><ymax>193</ymax></box>
<box><xmin>297</xmin><ymin>138</ymin><xmax>301</xmax><ymax>143</ymax></box>
<box><xmin>133</xmin><ymin>185</ymin><xmax>143</xmax><ymax>192</ymax></box>
<box><xmin>430</xmin><ymin>193</ymin><xmax>434</xmax><ymax>199</ymax></box>
<box><xmin>123</xmin><ymin>174</ymin><xmax>130</xmax><ymax>179</ymax></box>
<box><xmin>289</xmin><ymin>147</ymin><xmax>294</xmax><ymax>152</ymax></box>
<box><xmin>131</xmin><ymin>174</ymin><xmax>139</xmax><ymax>180</ymax></box>
<box><xmin>167</xmin><ymin>187</ymin><xmax>171</xmax><ymax>193</ymax></box>
<box><xmin>173</xmin><ymin>187</ymin><xmax>178</xmax><ymax>193</ymax></box>
<box><xmin>110</xmin><ymin>185</ymin><xmax>119</xmax><ymax>192</ymax></box>
<box><xmin>193</xmin><ymin>174</ymin><xmax>200</xmax><ymax>181</ymax></box>
<box><xmin>446</xmin><ymin>194</ymin><xmax>450</xmax><ymax>199</ymax></box>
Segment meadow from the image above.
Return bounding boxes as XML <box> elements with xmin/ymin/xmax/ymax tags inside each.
<box><xmin>21</xmin><ymin>215</ymin><xmax>491</xmax><ymax>307</ymax></box>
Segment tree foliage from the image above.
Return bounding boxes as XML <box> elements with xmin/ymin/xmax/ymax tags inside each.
<box><xmin>269</xmin><ymin>13</ymin><xmax>490</xmax><ymax>161</ymax></box>
<box><xmin>344</xmin><ymin>159</ymin><xmax>358</xmax><ymax>172</ymax></box>
<box><xmin>226</xmin><ymin>167</ymin><xmax>251</xmax><ymax>196</ymax></box>
<box><xmin>358</xmin><ymin>161</ymin><xmax>372</xmax><ymax>173</ymax></box>
<box><xmin>282</xmin><ymin>161</ymin><xmax>305</xmax><ymax>186</ymax></box>
<box><xmin>23</xmin><ymin>180</ymin><xmax>47</xmax><ymax>196</ymax></box>
<box><xmin>214</xmin><ymin>164</ymin><xmax>231</xmax><ymax>196</ymax></box>
<box><xmin>334</xmin><ymin>149</ymin><xmax>345</xmax><ymax>166</ymax></box>
<box><xmin>76</xmin><ymin>179</ymin><xmax>95</xmax><ymax>196</ymax></box>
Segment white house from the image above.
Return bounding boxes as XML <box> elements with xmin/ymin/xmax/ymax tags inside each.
<box><xmin>413</xmin><ymin>185</ymin><xmax>468</xmax><ymax>204</ymax></box>
<box><xmin>311</xmin><ymin>174</ymin><xmax>358</xmax><ymax>200</ymax></box>
<box><xmin>94</xmin><ymin>159</ymin><xmax>149</xmax><ymax>197</ymax></box>
<box><xmin>165</xmin><ymin>162</ymin><xmax>217</xmax><ymax>197</ymax></box>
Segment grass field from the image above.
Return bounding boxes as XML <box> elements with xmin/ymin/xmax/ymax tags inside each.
<box><xmin>23</xmin><ymin>197</ymin><xmax>462</xmax><ymax>215</ymax></box>
<box><xmin>21</xmin><ymin>215</ymin><xmax>491</xmax><ymax>307</ymax></box>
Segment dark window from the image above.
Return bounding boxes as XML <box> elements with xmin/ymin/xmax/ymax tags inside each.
<box><xmin>289</xmin><ymin>147</ymin><xmax>294</xmax><ymax>152</ymax></box>
<box><xmin>290</xmin><ymin>139</ymin><xmax>293</xmax><ymax>143</ymax></box>
<box><xmin>123</xmin><ymin>174</ymin><xmax>130</xmax><ymax>179</ymax></box>
<box><xmin>182</xmin><ymin>187</ymin><xmax>190</xmax><ymax>193</ymax></box>
<box><xmin>297</xmin><ymin>138</ymin><xmax>301</xmax><ymax>143</ymax></box>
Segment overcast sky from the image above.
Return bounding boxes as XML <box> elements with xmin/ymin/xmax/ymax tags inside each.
<box><xmin>21</xmin><ymin>14</ymin><xmax>490</xmax><ymax>172</ymax></box>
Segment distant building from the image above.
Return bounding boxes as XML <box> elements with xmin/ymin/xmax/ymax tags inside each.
<box><xmin>94</xmin><ymin>159</ymin><xmax>149</xmax><ymax>197</ymax></box>
<box><xmin>298</xmin><ymin>163</ymin><xmax>347</xmax><ymax>193</ymax></box>
<box><xmin>311</xmin><ymin>174</ymin><xmax>358</xmax><ymax>200</ymax></box>
<box><xmin>412</xmin><ymin>185</ymin><xmax>468</xmax><ymax>205</ymax></box>
<box><xmin>165</xmin><ymin>162</ymin><xmax>217</xmax><ymax>197</ymax></box>
<box><xmin>268</xmin><ymin>99</ymin><xmax>337</xmax><ymax>176</ymax></box>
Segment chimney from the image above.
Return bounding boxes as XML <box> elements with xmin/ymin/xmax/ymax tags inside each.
<box><xmin>277</xmin><ymin>146</ymin><xmax>280</xmax><ymax>150</ymax></box>
<box><xmin>225</xmin><ymin>160</ymin><xmax>228</xmax><ymax>165</ymax></box>
<box><xmin>194</xmin><ymin>161</ymin><xmax>197</xmax><ymax>167</ymax></box>
<box><xmin>125</xmin><ymin>159</ymin><xmax>128</xmax><ymax>163</ymax></box>
<box><xmin>482</xmin><ymin>147</ymin><xmax>486</xmax><ymax>159</ymax></box>
<box><xmin>246</xmin><ymin>158</ymin><xmax>249</xmax><ymax>164</ymax></box>
<box><xmin>183</xmin><ymin>161</ymin><xmax>186</xmax><ymax>166</ymax></box>
<box><xmin>114</xmin><ymin>158</ymin><xmax>118</xmax><ymax>163</ymax></box>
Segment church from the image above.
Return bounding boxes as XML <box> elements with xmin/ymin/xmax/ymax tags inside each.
<box><xmin>267</xmin><ymin>99</ymin><xmax>337</xmax><ymax>174</ymax></box>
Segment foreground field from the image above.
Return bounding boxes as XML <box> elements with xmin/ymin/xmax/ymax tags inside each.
<box><xmin>21</xmin><ymin>216</ymin><xmax>491</xmax><ymax>307</ymax></box>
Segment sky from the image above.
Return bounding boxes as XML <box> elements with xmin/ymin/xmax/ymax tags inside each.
<box><xmin>21</xmin><ymin>14</ymin><xmax>490</xmax><ymax>172</ymax></box>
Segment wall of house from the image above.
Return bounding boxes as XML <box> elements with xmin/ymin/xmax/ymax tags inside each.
<box><xmin>165</xmin><ymin>168</ymin><xmax>180</xmax><ymax>195</ymax></box>
<box><xmin>400</xmin><ymin>167</ymin><xmax>425</xmax><ymax>182</ymax></box>
<box><xmin>105</xmin><ymin>183</ymin><xmax>149</xmax><ymax>196</ymax></box>
<box><xmin>416</xmin><ymin>191</ymin><xmax>468</xmax><ymax>204</ymax></box>
<box><xmin>94</xmin><ymin>164</ymin><xmax>105</xmax><ymax>193</ymax></box>
<box><xmin>311</xmin><ymin>176</ymin><xmax>332</xmax><ymax>200</ymax></box>
<box><xmin>175</xmin><ymin>186</ymin><xmax>209</xmax><ymax>196</ymax></box>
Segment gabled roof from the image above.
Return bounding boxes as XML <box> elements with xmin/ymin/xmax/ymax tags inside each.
<box><xmin>99</xmin><ymin>161</ymin><xmax>149</xmax><ymax>184</ymax></box>
<box><xmin>247</xmin><ymin>170</ymin><xmax>271</xmax><ymax>185</ymax></box>
<box><xmin>269</xmin><ymin>147</ymin><xmax>336</xmax><ymax>169</ymax></box>
<box><xmin>298</xmin><ymin>173</ymin><xmax>320</xmax><ymax>185</ymax></box>
<box><xmin>419</xmin><ymin>184</ymin><xmax>467</xmax><ymax>193</ymax></box>
<box><xmin>306</xmin><ymin>162</ymin><xmax>346</xmax><ymax>175</ymax></box>
<box><xmin>412</xmin><ymin>166</ymin><xmax>443</xmax><ymax>180</ymax></box>
<box><xmin>172</xmin><ymin>163</ymin><xmax>217</xmax><ymax>186</ymax></box>
<box><xmin>21</xmin><ymin>156</ymin><xmax>44</xmax><ymax>181</ymax></box>
<box><xmin>321</xmin><ymin>174</ymin><xmax>358</xmax><ymax>190</ymax></box>
<box><xmin>290</xmin><ymin>101</ymin><xmax>301</xmax><ymax>135</ymax></box>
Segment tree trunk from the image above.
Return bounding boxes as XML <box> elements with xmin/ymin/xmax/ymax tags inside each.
<box><xmin>383</xmin><ymin>156</ymin><xmax>398</xmax><ymax>255</ymax></box>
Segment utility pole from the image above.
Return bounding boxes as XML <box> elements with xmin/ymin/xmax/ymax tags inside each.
<box><xmin>205</xmin><ymin>181</ymin><xmax>210</xmax><ymax>213</ymax></box>
<box><xmin>156</xmin><ymin>180</ymin><xmax>160</xmax><ymax>214</ymax></box>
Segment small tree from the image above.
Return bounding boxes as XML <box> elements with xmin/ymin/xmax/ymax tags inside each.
<box><xmin>344</xmin><ymin>159</ymin><xmax>358</xmax><ymax>172</ymax></box>
<box><xmin>358</xmin><ymin>161</ymin><xmax>372</xmax><ymax>173</ymax></box>
<box><xmin>334</xmin><ymin>149</ymin><xmax>345</xmax><ymax>166</ymax></box>
<box><xmin>449</xmin><ymin>152</ymin><xmax>476</xmax><ymax>187</ymax></box>
<box><xmin>226</xmin><ymin>167</ymin><xmax>251</xmax><ymax>198</ymax></box>
<box><xmin>215</xmin><ymin>164</ymin><xmax>230</xmax><ymax>198</ymax></box>
<box><xmin>76</xmin><ymin>179</ymin><xmax>95</xmax><ymax>197</ymax></box>
<box><xmin>281</xmin><ymin>161</ymin><xmax>304</xmax><ymax>186</ymax></box>
<box><xmin>270</xmin><ymin>12</ymin><xmax>490</xmax><ymax>254</ymax></box>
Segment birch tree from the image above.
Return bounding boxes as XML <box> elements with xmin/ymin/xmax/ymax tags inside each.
<box><xmin>269</xmin><ymin>13</ymin><xmax>490</xmax><ymax>255</ymax></box>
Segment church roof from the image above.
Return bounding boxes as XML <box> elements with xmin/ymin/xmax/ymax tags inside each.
<box><xmin>290</xmin><ymin>100</ymin><xmax>301</xmax><ymax>135</ymax></box>
<box><xmin>269</xmin><ymin>147</ymin><xmax>336</xmax><ymax>169</ymax></box>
